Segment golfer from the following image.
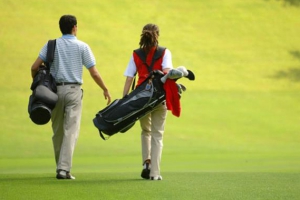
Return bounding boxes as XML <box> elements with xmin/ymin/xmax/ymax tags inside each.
<box><xmin>31</xmin><ymin>15</ymin><xmax>111</xmax><ymax>179</ymax></box>
<box><xmin>123</xmin><ymin>23</ymin><xmax>173</xmax><ymax>180</ymax></box>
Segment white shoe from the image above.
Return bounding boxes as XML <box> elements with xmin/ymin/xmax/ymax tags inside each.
<box><xmin>150</xmin><ymin>175</ymin><xmax>162</xmax><ymax>180</ymax></box>
<box><xmin>56</xmin><ymin>169</ymin><xmax>76</xmax><ymax>180</ymax></box>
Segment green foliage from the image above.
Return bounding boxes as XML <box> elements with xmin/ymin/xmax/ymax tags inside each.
<box><xmin>0</xmin><ymin>0</ymin><xmax>299</xmax><ymax>199</ymax></box>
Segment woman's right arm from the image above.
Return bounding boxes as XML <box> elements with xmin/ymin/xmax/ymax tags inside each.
<box><xmin>123</xmin><ymin>77</ymin><xmax>134</xmax><ymax>97</ymax></box>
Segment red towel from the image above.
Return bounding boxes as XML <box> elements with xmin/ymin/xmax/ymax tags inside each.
<box><xmin>163</xmin><ymin>79</ymin><xmax>181</xmax><ymax>117</ymax></box>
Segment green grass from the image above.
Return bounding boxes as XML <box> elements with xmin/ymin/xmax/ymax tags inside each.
<box><xmin>1</xmin><ymin>172</ymin><xmax>299</xmax><ymax>200</ymax></box>
<box><xmin>0</xmin><ymin>0</ymin><xmax>300</xmax><ymax>199</ymax></box>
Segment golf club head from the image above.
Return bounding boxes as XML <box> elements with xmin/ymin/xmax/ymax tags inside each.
<box><xmin>186</xmin><ymin>69</ymin><xmax>195</xmax><ymax>80</ymax></box>
<box><xmin>168</xmin><ymin>69</ymin><xmax>184</xmax><ymax>79</ymax></box>
<box><xmin>160</xmin><ymin>69</ymin><xmax>183</xmax><ymax>83</ymax></box>
<box><xmin>178</xmin><ymin>83</ymin><xmax>186</xmax><ymax>92</ymax></box>
<box><xmin>176</xmin><ymin>66</ymin><xmax>189</xmax><ymax>76</ymax></box>
<box><xmin>176</xmin><ymin>83</ymin><xmax>186</xmax><ymax>99</ymax></box>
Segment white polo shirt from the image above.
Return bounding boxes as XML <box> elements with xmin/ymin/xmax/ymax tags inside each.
<box><xmin>39</xmin><ymin>34</ymin><xmax>96</xmax><ymax>84</ymax></box>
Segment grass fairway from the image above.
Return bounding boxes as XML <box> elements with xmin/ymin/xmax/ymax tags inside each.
<box><xmin>0</xmin><ymin>0</ymin><xmax>300</xmax><ymax>199</ymax></box>
<box><xmin>0</xmin><ymin>173</ymin><xmax>299</xmax><ymax>200</ymax></box>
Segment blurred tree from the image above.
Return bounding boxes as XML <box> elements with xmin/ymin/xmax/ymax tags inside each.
<box><xmin>279</xmin><ymin>0</ymin><xmax>300</xmax><ymax>6</ymax></box>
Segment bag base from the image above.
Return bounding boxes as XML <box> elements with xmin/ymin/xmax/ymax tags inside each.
<box><xmin>30</xmin><ymin>105</ymin><xmax>51</xmax><ymax>125</ymax></box>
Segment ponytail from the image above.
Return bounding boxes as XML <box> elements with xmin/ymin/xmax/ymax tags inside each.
<box><xmin>139</xmin><ymin>24</ymin><xmax>160</xmax><ymax>52</ymax></box>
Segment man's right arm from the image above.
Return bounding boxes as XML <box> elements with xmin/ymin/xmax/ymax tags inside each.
<box><xmin>31</xmin><ymin>57</ymin><xmax>43</xmax><ymax>78</ymax></box>
<box><xmin>88</xmin><ymin>66</ymin><xmax>111</xmax><ymax>105</ymax></box>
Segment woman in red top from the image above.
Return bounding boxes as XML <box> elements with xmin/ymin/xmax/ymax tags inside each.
<box><xmin>123</xmin><ymin>23</ymin><xmax>173</xmax><ymax>180</ymax></box>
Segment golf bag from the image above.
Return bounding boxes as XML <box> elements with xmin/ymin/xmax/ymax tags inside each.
<box><xmin>28</xmin><ymin>39</ymin><xmax>57</xmax><ymax>125</ymax></box>
<box><xmin>93</xmin><ymin>70</ymin><xmax>166</xmax><ymax>140</ymax></box>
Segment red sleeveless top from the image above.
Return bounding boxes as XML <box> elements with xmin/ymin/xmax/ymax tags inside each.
<box><xmin>133</xmin><ymin>47</ymin><xmax>165</xmax><ymax>86</ymax></box>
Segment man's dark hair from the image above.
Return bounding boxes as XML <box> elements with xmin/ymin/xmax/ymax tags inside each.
<box><xmin>59</xmin><ymin>15</ymin><xmax>77</xmax><ymax>35</ymax></box>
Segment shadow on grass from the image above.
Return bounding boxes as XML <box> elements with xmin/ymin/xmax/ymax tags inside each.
<box><xmin>265</xmin><ymin>0</ymin><xmax>300</xmax><ymax>7</ymax></box>
<box><xmin>0</xmin><ymin>175</ymin><xmax>56</xmax><ymax>182</ymax></box>
<box><xmin>0</xmin><ymin>174</ymin><xmax>145</xmax><ymax>184</ymax></box>
<box><xmin>271</xmin><ymin>51</ymin><xmax>300</xmax><ymax>82</ymax></box>
<box><xmin>272</xmin><ymin>68</ymin><xmax>300</xmax><ymax>82</ymax></box>
<box><xmin>281</xmin><ymin>0</ymin><xmax>300</xmax><ymax>6</ymax></box>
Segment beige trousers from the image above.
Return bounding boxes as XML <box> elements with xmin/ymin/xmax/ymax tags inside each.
<box><xmin>139</xmin><ymin>103</ymin><xmax>167</xmax><ymax>177</ymax></box>
<box><xmin>51</xmin><ymin>85</ymin><xmax>82</xmax><ymax>172</ymax></box>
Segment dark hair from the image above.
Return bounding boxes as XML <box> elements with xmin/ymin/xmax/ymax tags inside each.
<box><xmin>139</xmin><ymin>23</ymin><xmax>160</xmax><ymax>51</ymax></box>
<box><xmin>59</xmin><ymin>15</ymin><xmax>77</xmax><ymax>35</ymax></box>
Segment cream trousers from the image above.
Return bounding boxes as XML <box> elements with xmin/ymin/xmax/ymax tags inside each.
<box><xmin>51</xmin><ymin>85</ymin><xmax>82</xmax><ymax>172</ymax></box>
<box><xmin>139</xmin><ymin>103</ymin><xmax>167</xmax><ymax>177</ymax></box>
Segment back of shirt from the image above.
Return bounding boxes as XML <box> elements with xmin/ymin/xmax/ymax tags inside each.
<box><xmin>39</xmin><ymin>35</ymin><xmax>96</xmax><ymax>84</ymax></box>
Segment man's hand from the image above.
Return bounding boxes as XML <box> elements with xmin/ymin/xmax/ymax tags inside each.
<box><xmin>103</xmin><ymin>90</ymin><xmax>111</xmax><ymax>105</ymax></box>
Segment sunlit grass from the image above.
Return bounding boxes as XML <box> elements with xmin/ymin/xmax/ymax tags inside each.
<box><xmin>0</xmin><ymin>0</ymin><xmax>299</xmax><ymax>199</ymax></box>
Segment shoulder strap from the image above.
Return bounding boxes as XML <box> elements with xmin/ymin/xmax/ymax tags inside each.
<box><xmin>153</xmin><ymin>46</ymin><xmax>166</xmax><ymax>60</ymax></box>
<box><xmin>45</xmin><ymin>39</ymin><xmax>56</xmax><ymax>69</ymax></box>
<box><xmin>133</xmin><ymin>48</ymin><xmax>146</xmax><ymax>64</ymax></box>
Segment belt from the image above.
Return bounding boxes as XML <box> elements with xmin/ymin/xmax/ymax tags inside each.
<box><xmin>56</xmin><ymin>82</ymin><xmax>81</xmax><ymax>86</ymax></box>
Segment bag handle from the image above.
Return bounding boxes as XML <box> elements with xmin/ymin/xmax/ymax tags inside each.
<box><xmin>99</xmin><ymin>130</ymin><xmax>110</xmax><ymax>140</ymax></box>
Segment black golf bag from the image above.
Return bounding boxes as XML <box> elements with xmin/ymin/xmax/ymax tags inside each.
<box><xmin>93</xmin><ymin>70</ymin><xmax>166</xmax><ymax>140</ymax></box>
<box><xmin>28</xmin><ymin>39</ymin><xmax>57</xmax><ymax>125</ymax></box>
<box><xmin>28</xmin><ymin>66</ymin><xmax>58</xmax><ymax>125</ymax></box>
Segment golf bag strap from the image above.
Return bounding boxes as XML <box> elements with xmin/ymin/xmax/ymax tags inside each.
<box><xmin>99</xmin><ymin>130</ymin><xmax>110</xmax><ymax>140</ymax></box>
<box><xmin>131</xmin><ymin>74</ymin><xmax>137</xmax><ymax>91</ymax></box>
<box><xmin>45</xmin><ymin>39</ymin><xmax>56</xmax><ymax>70</ymax></box>
<box><xmin>131</xmin><ymin>46</ymin><xmax>166</xmax><ymax>90</ymax></box>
